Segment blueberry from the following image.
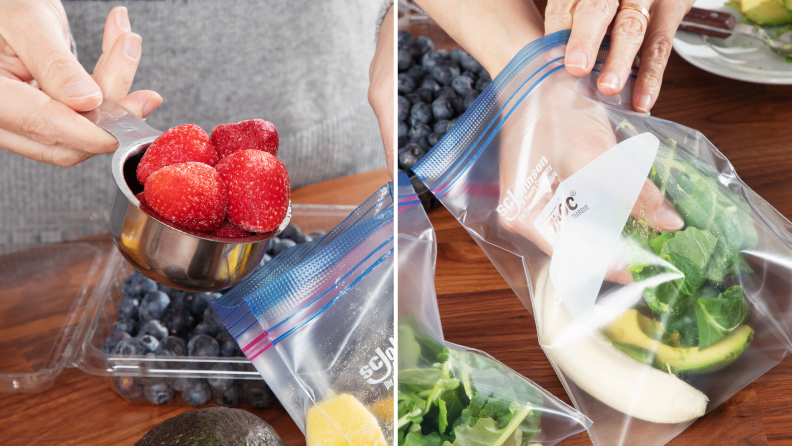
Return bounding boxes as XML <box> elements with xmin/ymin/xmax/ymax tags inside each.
<box><xmin>214</xmin><ymin>383</ymin><xmax>242</xmax><ymax>407</ymax></box>
<box><xmin>243</xmin><ymin>380</ymin><xmax>274</xmax><ymax>409</ymax></box>
<box><xmin>435</xmin><ymin>86</ymin><xmax>457</xmax><ymax>99</ymax></box>
<box><xmin>432</xmin><ymin>97</ymin><xmax>454</xmax><ymax>121</ymax></box>
<box><xmin>397</xmin><ymin>49</ymin><xmax>412</xmax><ymax>71</ymax></box>
<box><xmin>121</xmin><ymin>271</ymin><xmax>157</xmax><ymax>300</ymax></box>
<box><xmin>409</xmin><ymin>136</ymin><xmax>430</xmax><ymax>149</ymax></box>
<box><xmin>478</xmin><ymin>69</ymin><xmax>492</xmax><ymax>82</ymax></box>
<box><xmin>451</xmin><ymin>75</ymin><xmax>475</xmax><ymax>97</ymax></box>
<box><xmin>139</xmin><ymin>335</ymin><xmax>161</xmax><ymax>354</ymax></box>
<box><xmin>203</xmin><ymin>307</ymin><xmax>226</xmax><ymax>335</ymax></box>
<box><xmin>207</xmin><ymin>363</ymin><xmax>234</xmax><ymax>390</ymax></box>
<box><xmin>103</xmin><ymin>330</ymin><xmax>131</xmax><ymax>354</ymax></box>
<box><xmin>188</xmin><ymin>334</ymin><xmax>220</xmax><ymax>357</ymax></box>
<box><xmin>398</xmin><ymin>96</ymin><xmax>410</xmax><ymax>122</ymax></box>
<box><xmin>272</xmin><ymin>238</ymin><xmax>297</xmax><ymax>257</ymax></box>
<box><xmin>397</xmin><ymin>121</ymin><xmax>408</xmax><ymax>138</ymax></box>
<box><xmin>114</xmin><ymin>375</ymin><xmax>143</xmax><ymax>400</ymax></box>
<box><xmin>217</xmin><ymin>332</ymin><xmax>243</xmax><ymax>357</ymax></box>
<box><xmin>461</xmin><ymin>70</ymin><xmax>478</xmax><ymax>80</ymax></box>
<box><xmin>308</xmin><ymin>231</ymin><xmax>326</xmax><ymax>240</ymax></box>
<box><xmin>114</xmin><ymin>337</ymin><xmax>146</xmax><ymax>356</ymax></box>
<box><xmin>398</xmin><ymin>135</ymin><xmax>407</xmax><ymax>149</ymax></box>
<box><xmin>399</xmin><ymin>151</ymin><xmax>419</xmax><ymax>170</ymax></box>
<box><xmin>449</xmin><ymin>49</ymin><xmax>467</xmax><ymax>62</ymax></box>
<box><xmin>279</xmin><ymin>224</ymin><xmax>300</xmax><ymax>240</ymax></box>
<box><xmin>408</xmin><ymin>145</ymin><xmax>427</xmax><ymax>159</ymax></box>
<box><xmin>265</xmin><ymin>237</ymin><xmax>280</xmax><ymax>256</ymax></box>
<box><xmin>159</xmin><ymin>336</ymin><xmax>187</xmax><ymax>356</ymax></box>
<box><xmin>397</xmin><ymin>30</ymin><xmax>414</xmax><ymax>50</ymax></box>
<box><xmin>415</xmin><ymin>88</ymin><xmax>433</xmax><ymax>104</ymax></box>
<box><xmin>420</xmin><ymin>77</ymin><xmax>440</xmax><ymax>93</ymax></box>
<box><xmin>292</xmin><ymin>232</ymin><xmax>313</xmax><ymax>244</ymax></box>
<box><xmin>434</xmin><ymin>120</ymin><xmax>451</xmax><ymax>133</ymax></box>
<box><xmin>409</xmin><ymin>36</ymin><xmax>434</xmax><ymax>59</ymax></box>
<box><xmin>112</xmin><ymin>318</ymin><xmax>138</xmax><ymax>336</ymax></box>
<box><xmin>464</xmin><ymin>92</ymin><xmax>478</xmax><ymax>109</ymax></box>
<box><xmin>406</xmin><ymin>65</ymin><xmax>426</xmax><ymax>83</ymax></box>
<box><xmin>139</xmin><ymin>291</ymin><xmax>170</xmax><ymax>322</ymax></box>
<box><xmin>475</xmin><ymin>77</ymin><xmax>491</xmax><ymax>91</ymax></box>
<box><xmin>258</xmin><ymin>253</ymin><xmax>272</xmax><ymax>269</ymax></box>
<box><xmin>143</xmin><ymin>382</ymin><xmax>174</xmax><ymax>405</ymax></box>
<box><xmin>410</xmin><ymin>102</ymin><xmax>432</xmax><ymax>125</ymax></box>
<box><xmin>139</xmin><ymin>319</ymin><xmax>169</xmax><ymax>340</ymax></box>
<box><xmin>189</xmin><ymin>321</ymin><xmax>218</xmax><ymax>339</ymax></box>
<box><xmin>409</xmin><ymin>123</ymin><xmax>432</xmax><ymax>140</ymax></box>
<box><xmin>421</xmin><ymin>51</ymin><xmax>446</xmax><ymax>71</ymax></box>
<box><xmin>398</xmin><ymin>73</ymin><xmax>415</xmax><ymax>94</ymax></box>
<box><xmin>116</xmin><ymin>296</ymin><xmax>139</xmax><ymax>321</ymax></box>
<box><xmin>170</xmin><ymin>376</ymin><xmax>200</xmax><ymax>392</ymax></box>
<box><xmin>183</xmin><ymin>292</ymin><xmax>219</xmax><ymax>317</ymax></box>
<box><xmin>160</xmin><ymin>304</ymin><xmax>195</xmax><ymax>337</ymax></box>
<box><xmin>181</xmin><ymin>380</ymin><xmax>212</xmax><ymax>407</ymax></box>
<box><xmin>428</xmin><ymin>132</ymin><xmax>445</xmax><ymax>146</ymax></box>
<box><xmin>450</xmin><ymin>95</ymin><xmax>466</xmax><ymax>115</ymax></box>
<box><xmin>432</xmin><ymin>62</ymin><xmax>460</xmax><ymax>86</ymax></box>
<box><xmin>461</xmin><ymin>54</ymin><xmax>484</xmax><ymax>73</ymax></box>
<box><xmin>448</xmin><ymin>118</ymin><xmax>459</xmax><ymax>129</ymax></box>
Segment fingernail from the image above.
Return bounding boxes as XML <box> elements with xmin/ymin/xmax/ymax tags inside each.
<box><xmin>637</xmin><ymin>94</ymin><xmax>652</xmax><ymax>112</ymax></box>
<box><xmin>123</xmin><ymin>34</ymin><xmax>141</xmax><ymax>59</ymax></box>
<box><xmin>600</xmin><ymin>72</ymin><xmax>619</xmax><ymax>90</ymax></box>
<box><xmin>64</xmin><ymin>79</ymin><xmax>101</xmax><ymax>100</ymax></box>
<box><xmin>566</xmin><ymin>50</ymin><xmax>588</xmax><ymax>69</ymax></box>
<box><xmin>656</xmin><ymin>201</ymin><xmax>684</xmax><ymax>231</ymax></box>
<box><xmin>116</xmin><ymin>7</ymin><xmax>131</xmax><ymax>31</ymax></box>
<box><xmin>143</xmin><ymin>94</ymin><xmax>162</xmax><ymax>117</ymax></box>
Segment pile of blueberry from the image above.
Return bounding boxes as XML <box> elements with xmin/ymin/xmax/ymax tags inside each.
<box><xmin>104</xmin><ymin>223</ymin><xmax>324</xmax><ymax>407</ymax></box>
<box><xmin>398</xmin><ymin>30</ymin><xmax>490</xmax><ymax>171</ymax></box>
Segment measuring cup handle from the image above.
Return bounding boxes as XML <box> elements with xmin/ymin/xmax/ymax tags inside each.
<box><xmin>79</xmin><ymin>99</ymin><xmax>162</xmax><ymax>148</ymax></box>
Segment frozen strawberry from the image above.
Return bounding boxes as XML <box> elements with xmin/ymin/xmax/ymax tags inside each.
<box><xmin>210</xmin><ymin>119</ymin><xmax>279</xmax><ymax>159</ymax></box>
<box><xmin>135</xmin><ymin>192</ymin><xmax>149</xmax><ymax>209</ymax></box>
<box><xmin>215</xmin><ymin>150</ymin><xmax>289</xmax><ymax>233</ymax></box>
<box><xmin>208</xmin><ymin>220</ymin><xmax>253</xmax><ymax>238</ymax></box>
<box><xmin>144</xmin><ymin>162</ymin><xmax>227</xmax><ymax>232</ymax></box>
<box><xmin>136</xmin><ymin>124</ymin><xmax>218</xmax><ymax>185</ymax></box>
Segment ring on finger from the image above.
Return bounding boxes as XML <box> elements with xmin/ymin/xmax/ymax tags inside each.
<box><xmin>619</xmin><ymin>3</ymin><xmax>650</xmax><ymax>23</ymax></box>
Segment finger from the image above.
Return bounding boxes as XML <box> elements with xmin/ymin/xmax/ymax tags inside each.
<box><xmin>545</xmin><ymin>0</ymin><xmax>577</xmax><ymax>35</ymax></box>
<box><xmin>7</xmin><ymin>2</ymin><xmax>102</xmax><ymax>111</ymax></box>
<box><xmin>633</xmin><ymin>2</ymin><xmax>691</xmax><ymax>112</ymax></box>
<box><xmin>102</xmin><ymin>7</ymin><xmax>132</xmax><ymax>55</ymax></box>
<box><xmin>564</xmin><ymin>0</ymin><xmax>620</xmax><ymax>76</ymax></box>
<box><xmin>0</xmin><ymin>126</ymin><xmax>95</xmax><ymax>167</ymax></box>
<box><xmin>0</xmin><ymin>77</ymin><xmax>117</xmax><ymax>155</ymax></box>
<box><xmin>632</xmin><ymin>178</ymin><xmax>684</xmax><ymax>232</ymax></box>
<box><xmin>92</xmin><ymin>32</ymin><xmax>142</xmax><ymax>102</ymax></box>
<box><xmin>117</xmin><ymin>90</ymin><xmax>163</xmax><ymax>118</ymax></box>
<box><xmin>597</xmin><ymin>4</ymin><xmax>650</xmax><ymax>95</ymax></box>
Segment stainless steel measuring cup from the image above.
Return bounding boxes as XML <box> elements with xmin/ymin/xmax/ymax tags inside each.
<box><xmin>80</xmin><ymin>100</ymin><xmax>289</xmax><ymax>291</ymax></box>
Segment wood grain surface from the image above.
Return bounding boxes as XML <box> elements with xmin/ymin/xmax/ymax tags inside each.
<box><xmin>411</xmin><ymin>7</ymin><xmax>792</xmax><ymax>445</ymax></box>
<box><xmin>0</xmin><ymin>168</ymin><xmax>390</xmax><ymax>446</ymax></box>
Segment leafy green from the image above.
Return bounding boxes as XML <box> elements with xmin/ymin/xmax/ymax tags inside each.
<box><xmin>660</xmin><ymin>227</ymin><xmax>718</xmax><ymax>272</ymax></box>
<box><xmin>695</xmin><ymin>286</ymin><xmax>750</xmax><ymax>349</ymax></box>
<box><xmin>398</xmin><ymin>321</ymin><xmax>543</xmax><ymax>446</ymax></box>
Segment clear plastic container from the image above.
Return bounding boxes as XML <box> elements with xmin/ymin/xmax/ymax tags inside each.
<box><xmin>0</xmin><ymin>204</ymin><xmax>355</xmax><ymax>408</ymax></box>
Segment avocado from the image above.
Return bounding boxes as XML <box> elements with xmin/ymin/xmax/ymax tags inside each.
<box><xmin>741</xmin><ymin>0</ymin><xmax>792</xmax><ymax>25</ymax></box>
<box><xmin>604</xmin><ymin>309</ymin><xmax>754</xmax><ymax>375</ymax></box>
<box><xmin>135</xmin><ymin>407</ymin><xmax>285</xmax><ymax>446</ymax></box>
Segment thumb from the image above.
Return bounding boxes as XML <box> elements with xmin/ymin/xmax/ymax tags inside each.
<box><xmin>10</xmin><ymin>7</ymin><xmax>102</xmax><ymax>111</ymax></box>
<box><xmin>633</xmin><ymin>178</ymin><xmax>685</xmax><ymax>232</ymax></box>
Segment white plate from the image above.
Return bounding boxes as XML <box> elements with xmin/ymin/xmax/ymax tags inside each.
<box><xmin>673</xmin><ymin>0</ymin><xmax>792</xmax><ymax>84</ymax></box>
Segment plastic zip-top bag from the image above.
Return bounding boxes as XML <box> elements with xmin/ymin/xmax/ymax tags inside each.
<box><xmin>412</xmin><ymin>30</ymin><xmax>792</xmax><ymax>446</ymax></box>
<box><xmin>212</xmin><ymin>184</ymin><xmax>395</xmax><ymax>445</ymax></box>
<box><xmin>397</xmin><ymin>172</ymin><xmax>591</xmax><ymax>446</ymax></box>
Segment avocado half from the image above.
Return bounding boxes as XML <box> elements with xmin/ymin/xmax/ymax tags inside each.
<box><xmin>135</xmin><ymin>407</ymin><xmax>285</xmax><ymax>446</ymax></box>
<box><xmin>604</xmin><ymin>309</ymin><xmax>754</xmax><ymax>375</ymax></box>
<box><xmin>741</xmin><ymin>0</ymin><xmax>792</xmax><ymax>25</ymax></box>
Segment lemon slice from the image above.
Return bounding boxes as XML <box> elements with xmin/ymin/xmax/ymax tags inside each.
<box><xmin>306</xmin><ymin>393</ymin><xmax>388</xmax><ymax>446</ymax></box>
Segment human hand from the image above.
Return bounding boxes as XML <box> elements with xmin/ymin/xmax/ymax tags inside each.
<box><xmin>545</xmin><ymin>0</ymin><xmax>695</xmax><ymax>112</ymax></box>
<box><xmin>369</xmin><ymin>4</ymin><xmax>395</xmax><ymax>179</ymax></box>
<box><xmin>497</xmin><ymin>73</ymin><xmax>683</xmax><ymax>283</ymax></box>
<box><xmin>0</xmin><ymin>2</ymin><xmax>162</xmax><ymax>166</ymax></box>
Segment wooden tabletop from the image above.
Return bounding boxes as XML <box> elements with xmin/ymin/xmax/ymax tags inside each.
<box><xmin>422</xmin><ymin>19</ymin><xmax>792</xmax><ymax>446</ymax></box>
<box><xmin>0</xmin><ymin>168</ymin><xmax>390</xmax><ymax>446</ymax></box>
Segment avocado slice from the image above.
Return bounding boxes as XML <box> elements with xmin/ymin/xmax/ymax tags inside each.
<box><xmin>135</xmin><ymin>407</ymin><xmax>285</xmax><ymax>446</ymax></box>
<box><xmin>604</xmin><ymin>309</ymin><xmax>754</xmax><ymax>375</ymax></box>
<box><xmin>741</xmin><ymin>0</ymin><xmax>792</xmax><ymax>25</ymax></box>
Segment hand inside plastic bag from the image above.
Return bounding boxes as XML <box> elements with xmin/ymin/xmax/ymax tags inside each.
<box><xmin>497</xmin><ymin>72</ymin><xmax>683</xmax><ymax>283</ymax></box>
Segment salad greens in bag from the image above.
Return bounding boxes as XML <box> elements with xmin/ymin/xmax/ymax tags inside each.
<box><xmin>412</xmin><ymin>31</ymin><xmax>792</xmax><ymax>446</ymax></box>
<box><xmin>212</xmin><ymin>184</ymin><xmax>395</xmax><ymax>445</ymax></box>
<box><xmin>397</xmin><ymin>172</ymin><xmax>590</xmax><ymax>446</ymax></box>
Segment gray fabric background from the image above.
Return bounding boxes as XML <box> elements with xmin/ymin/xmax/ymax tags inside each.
<box><xmin>0</xmin><ymin>0</ymin><xmax>385</xmax><ymax>252</ymax></box>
